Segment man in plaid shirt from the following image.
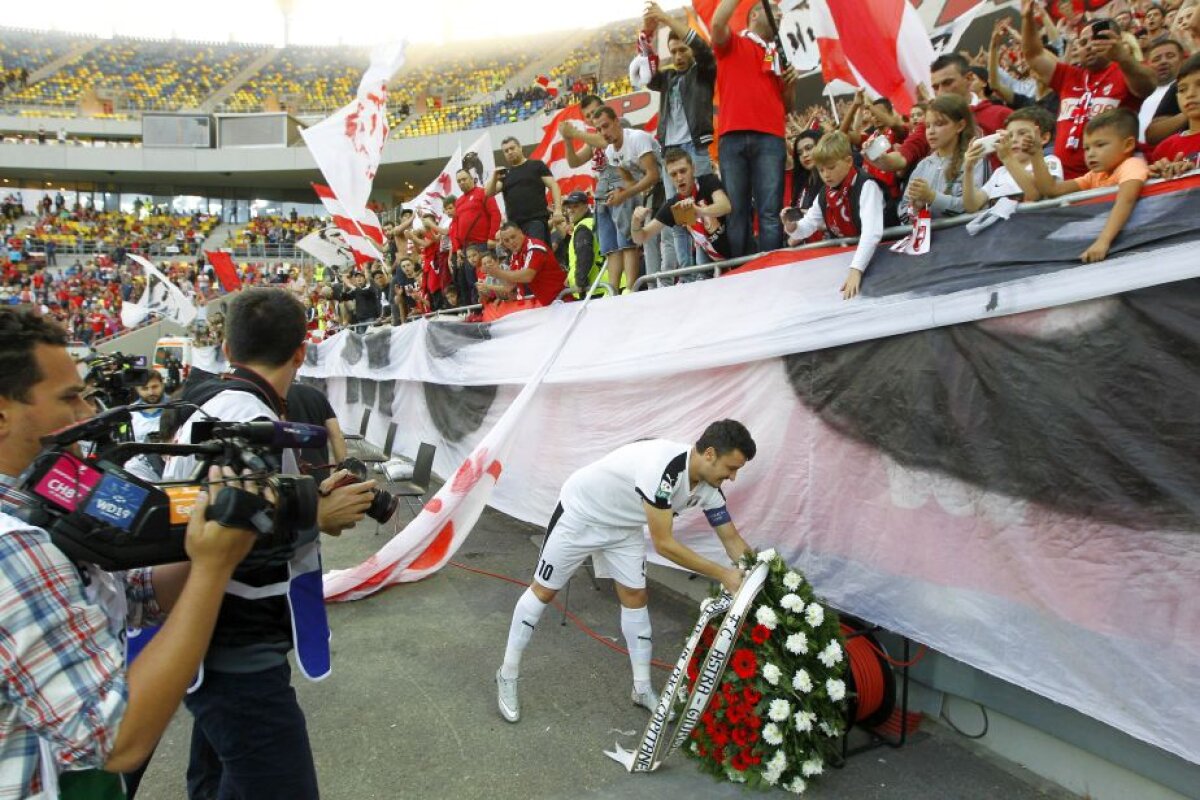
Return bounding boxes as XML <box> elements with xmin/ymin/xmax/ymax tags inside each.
<box><xmin>0</xmin><ymin>310</ymin><xmax>258</xmax><ymax>798</ymax></box>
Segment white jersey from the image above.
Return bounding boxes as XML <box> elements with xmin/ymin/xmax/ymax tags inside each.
<box><xmin>558</xmin><ymin>439</ymin><xmax>726</xmax><ymax>530</ymax></box>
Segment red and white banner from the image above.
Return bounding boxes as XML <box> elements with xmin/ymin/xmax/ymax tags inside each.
<box><xmin>312</xmin><ymin>183</ymin><xmax>385</xmax><ymax>265</ymax></box>
<box><xmin>809</xmin><ymin>0</ymin><xmax>933</xmax><ymax>114</ymax></box>
<box><xmin>300</xmin><ymin>43</ymin><xmax>405</xmax><ymax>215</ymax></box>
<box><xmin>531</xmin><ymin>105</ymin><xmax>597</xmax><ymax>199</ymax></box>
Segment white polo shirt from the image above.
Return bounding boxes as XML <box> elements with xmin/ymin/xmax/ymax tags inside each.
<box><xmin>558</xmin><ymin>439</ymin><xmax>726</xmax><ymax>530</ymax></box>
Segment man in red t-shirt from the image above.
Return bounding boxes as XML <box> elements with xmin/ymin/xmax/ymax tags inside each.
<box><xmin>711</xmin><ymin>0</ymin><xmax>796</xmax><ymax>257</ymax></box>
<box><xmin>1020</xmin><ymin>0</ymin><xmax>1155</xmax><ymax>178</ymax></box>
<box><xmin>452</xmin><ymin>168</ymin><xmax>501</xmax><ymax>305</ymax></box>
<box><xmin>480</xmin><ymin>221</ymin><xmax>565</xmax><ymax>308</ymax></box>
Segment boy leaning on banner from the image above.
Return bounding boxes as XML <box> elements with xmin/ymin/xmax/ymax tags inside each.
<box><xmin>779</xmin><ymin>132</ymin><xmax>887</xmax><ymax>300</ymax></box>
<box><xmin>1030</xmin><ymin>108</ymin><xmax>1148</xmax><ymax>264</ymax></box>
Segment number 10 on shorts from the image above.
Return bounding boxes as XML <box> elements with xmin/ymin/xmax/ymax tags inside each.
<box><xmin>537</xmin><ymin>559</ymin><xmax>554</xmax><ymax>582</ymax></box>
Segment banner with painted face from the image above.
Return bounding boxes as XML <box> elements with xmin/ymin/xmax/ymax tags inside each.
<box><xmin>303</xmin><ymin>178</ymin><xmax>1200</xmax><ymax>766</ymax></box>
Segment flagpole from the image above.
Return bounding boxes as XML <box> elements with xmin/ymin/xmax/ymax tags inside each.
<box><xmin>760</xmin><ymin>0</ymin><xmax>790</xmax><ymax>69</ymax></box>
<box><xmin>828</xmin><ymin>94</ymin><xmax>840</xmax><ymax>125</ymax></box>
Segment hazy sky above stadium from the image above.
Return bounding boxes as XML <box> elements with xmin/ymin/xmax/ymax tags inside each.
<box><xmin>8</xmin><ymin>0</ymin><xmax>688</xmax><ymax>46</ymax></box>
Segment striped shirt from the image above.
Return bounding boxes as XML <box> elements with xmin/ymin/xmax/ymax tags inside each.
<box><xmin>0</xmin><ymin>474</ymin><xmax>162</xmax><ymax>798</ymax></box>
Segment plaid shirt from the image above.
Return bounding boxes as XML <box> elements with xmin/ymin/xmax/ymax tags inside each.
<box><xmin>0</xmin><ymin>473</ymin><xmax>163</xmax><ymax>798</ymax></box>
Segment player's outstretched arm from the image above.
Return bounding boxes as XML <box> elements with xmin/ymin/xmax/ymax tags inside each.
<box><xmin>645</xmin><ymin>503</ymin><xmax>742</xmax><ymax>593</ymax></box>
<box><xmin>712</xmin><ymin>521</ymin><xmax>753</xmax><ymax>564</ymax></box>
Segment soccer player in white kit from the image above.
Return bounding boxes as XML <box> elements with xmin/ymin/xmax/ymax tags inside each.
<box><xmin>496</xmin><ymin>419</ymin><xmax>756</xmax><ymax>722</ymax></box>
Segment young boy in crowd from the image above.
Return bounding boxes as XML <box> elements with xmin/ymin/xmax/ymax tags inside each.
<box><xmin>1150</xmin><ymin>53</ymin><xmax>1200</xmax><ymax>177</ymax></box>
<box><xmin>1030</xmin><ymin>108</ymin><xmax>1147</xmax><ymax>263</ymax></box>
<box><xmin>779</xmin><ymin>131</ymin><xmax>886</xmax><ymax>300</ymax></box>
<box><xmin>963</xmin><ymin>106</ymin><xmax>1064</xmax><ymax>211</ymax></box>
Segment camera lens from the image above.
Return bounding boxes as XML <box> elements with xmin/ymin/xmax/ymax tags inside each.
<box><xmin>366</xmin><ymin>488</ymin><xmax>399</xmax><ymax>524</ymax></box>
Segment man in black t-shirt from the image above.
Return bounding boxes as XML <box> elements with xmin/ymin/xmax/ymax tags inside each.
<box><xmin>287</xmin><ymin>381</ymin><xmax>347</xmax><ymax>484</ymax></box>
<box><xmin>486</xmin><ymin>136</ymin><xmax>561</xmax><ymax>245</ymax></box>
<box><xmin>335</xmin><ymin>270</ymin><xmax>383</xmax><ymax>325</ymax></box>
<box><xmin>630</xmin><ymin>147</ymin><xmax>732</xmax><ymax>269</ymax></box>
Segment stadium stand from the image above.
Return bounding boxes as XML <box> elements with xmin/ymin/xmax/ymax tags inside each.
<box><xmin>223</xmin><ymin>47</ymin><xmax>367</xmax><ymax>113</ymax></box>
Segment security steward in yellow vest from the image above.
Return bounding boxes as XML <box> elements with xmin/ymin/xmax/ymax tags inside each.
<box><xmin>563</xmin><ymin>191</ymin><xmax>603</xmax><ymax>297</ymax></box>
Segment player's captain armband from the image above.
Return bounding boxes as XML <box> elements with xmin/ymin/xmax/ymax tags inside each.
<box><xmin>704</xmin><ymin>505</ymin><xmax>732</xmax><ymax>528</ymax></box>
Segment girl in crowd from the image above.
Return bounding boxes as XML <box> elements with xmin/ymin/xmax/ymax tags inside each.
<box><xmin>899</xmin><ymin>94</ymin><xmax>986</xmax><ymax>222</ymax></box>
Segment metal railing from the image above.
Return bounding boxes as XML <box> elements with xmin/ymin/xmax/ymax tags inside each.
<box><xmin>556</xmin><ymin>281</ymin><xmax>617</xmax><ymax>300</ymax></box>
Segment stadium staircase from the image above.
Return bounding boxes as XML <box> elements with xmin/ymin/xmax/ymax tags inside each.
<box><xmin>200</xmin><ymin>221</ymin><xmax>238</xmax><ymax>254</ymax></box>
<box><xmin>200</xmin><ymin>48</ymin><xmax>279</xmax><ymax>113</ymax></box>
<box><xmin>24</xmin><ymin>39</ymin><xmax>100</xmax><ymax>86</ymax></box>
<box><xmin>492</xmin><ymin>29</ymin><xmax>594</xmax><ymax>103</ymax></box>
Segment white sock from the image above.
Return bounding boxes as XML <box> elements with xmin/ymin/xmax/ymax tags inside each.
<box><xmin>501</xmin><ymin>588</ymin><xmax>547</xmax><ymax>680</ymax></box>
<box><xmin>621</xmin><ymin>605</ymin><xmax>653</xmax><ymax>692</ymax></box>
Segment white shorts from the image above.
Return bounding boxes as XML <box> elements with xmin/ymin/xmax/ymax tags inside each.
<box><xmin>534</xmin><ymin>504</ymin><xmax>646</xmax><ymax>591</ymax></box>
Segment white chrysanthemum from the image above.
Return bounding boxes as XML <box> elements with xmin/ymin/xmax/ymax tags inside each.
<box><xmin>762</xmin><ymin>723</ymin><xmax>784</xmax><ymax>746</ymax></box>
<box><xmin>817</xmin><ymin>641</ymin><xmax>843</xmax><ymax>668</ymax></box>
<box><xmin>780</xmin><ymin>593</ymin><xmax>804</xmax><ymax>613</ymax></box>
<box><xmin>785</xmin><ymin>632</ymin><xmax>809</xmax><ymax>655</ymax></box>
<box><xmin>768</xmin><ymin>698</ymin><xmax>791</xmax><ymax>722</ymax></box>
<box><xmin>727</xmin><ymin>770</ymin><xmax>747</xmax><ymax>783</ymax></box>
<box><xmin>787</xmin><ymin>776</ymin><xmax>808</xmax><ymax>794</ymax></box>
<box><xmin>768</xmin><ymin>750</ymin><xmax>788</xmax><ymax>771</ymax></box>
<box><xmin>792</xmin><ymin>668</ymin><xmax>813</xmax><ymax>693</ymax></box>
<box><xmin>805</xmin><ymin>602</ymin><xmax>825</xmax><ymax>628</ymax></box>
<box><xmin>793</xmin><ymin>710</ymin><xmax>816</xmax><ymax>732</ymax></box>
<box><xmin>801</xmin><ymin>758</ymin><xmax>824</xmax><ymax>777</ymax></box>
<box><xmin>762</xmin><ymin>663</ymin><xmax>782</xmax><ymax>686</ymax></box>
<box><xmin>782</xmin><ymin>570</ymin><xmax>802</xmax><ymax>590</ymax></box>
<box><xmin>763</xmin><ymin>767</ymin><xmax>782</xmax><ymax>786</ymax></box>
<box><xmin>755</xmin><ymin>605</ymin><xmax>779</xmax><ymax>630</ymax></box>
<box><xmin>826</xmin><ymin>678</ymin><xmax>846</xmax><ymax>702</ymax></box>
<box><xmin>757</xmin><ymin>547</ymin><xmax>778</xmax><ymax>563</ymax></box>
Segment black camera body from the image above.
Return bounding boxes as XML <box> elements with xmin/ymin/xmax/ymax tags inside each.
<box><xmin>18</xmin><ymin>405</ymin><xmax>328</xmax><ymax>571</ymax></box>
<box><xmin>85</xmin><ymin>352</ymin><xmax>152</xmax><ymax>408</ymax></box>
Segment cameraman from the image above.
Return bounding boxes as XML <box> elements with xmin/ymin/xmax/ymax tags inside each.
<box><xmin>0</xmin><ymin>309</ymin><xmax>259</xmax><ymax>797</ymax></box>
<box><xmin>164</xmin><ymin>288</ymin><xmax>374</xmax><ymax>799</ymax></box>
<box><xmin>130</xmin><ymin>369</ymin><xmax>166</xmax><ymax>443</ymax></box>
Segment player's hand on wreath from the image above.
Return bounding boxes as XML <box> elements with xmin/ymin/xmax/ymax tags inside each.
<box><xmin>721</xmin><ymin>566</ymin><xmax>744</xmax><ymax>595</ymax></box>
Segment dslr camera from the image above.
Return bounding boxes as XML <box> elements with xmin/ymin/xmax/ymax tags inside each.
<box><xmin>18</xmin><ymin>403</ymin><xmax>327</xmax><ymax>571</ymax></box>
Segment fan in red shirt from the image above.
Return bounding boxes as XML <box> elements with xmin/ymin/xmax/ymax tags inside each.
<box><xmin>451</xmin><ymin>169</ymin><xmax>501</xmax><ymax>305</ymax></box>
<box><xmin>1149</xmin><ymin>53</ymin><xmax>1200</xmax><ymax>174</ymax></box>
<box><xmin>1019</xmin><ymin>1</ymin><xmax>1155</xmax><ymax>178</ymax></box>
<box><xmin>480</xmin><ymin>221</ymin><xmax>565</xmax><ymax>308</ymax></box>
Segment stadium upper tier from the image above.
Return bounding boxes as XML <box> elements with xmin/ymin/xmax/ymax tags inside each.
<box><xmin>0</xmin><ymin>22</ymin><xmax>640</xmax><ymax>137</ymax></box>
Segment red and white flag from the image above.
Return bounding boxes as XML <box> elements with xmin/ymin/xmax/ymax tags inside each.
<box><xmin>312</xmin><ymin>183</ymin><xmax>385</xmax><ymax>265</ymax></box>
<box><xmin>407</xmin><ymin>131</ymin><xmax>502</xmax><ymax>223</ymax></box>
<box><xmin>531</xmin><ymin>105</ymin><xmax>597</xmax><ymax>198</ymax></box>
<box><xmin>811</xmin><ymin>0</ymin><xmax>932</xmax><ymax>114</ymax></box>
<box><xmin>300</xmin><ymin>43</ymin><xmax>405</xmax><ymax>215</ymax></box>
<box><xmin>203</xmin><ymin>250</ymin><xmax>242</xmax><ymax>292</ymax></box>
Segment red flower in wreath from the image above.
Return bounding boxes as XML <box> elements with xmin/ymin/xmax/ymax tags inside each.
<box><xmin>713</xmin><ymin>746</ymin><xmax>726</xmax><ymax>765</ymax></box>
<box><xmin>698</xmin><ymin>744</ymin><xmax>708</xmax><ymax>758</ymax></box>
<box><xmin>750</xmin><ymin>624</ymin><xmax>771</xmax><ymax>644</ymax></box>
<box><xmin>731</xmin><ymin>648</ymin><xmax>757</xmax><ymax>679</ymax></box>
<box><xmin>746</xmin><ymin>713</ymin><xmax>763</xmax><ymax>730</ymax></box>
<box><xmin>701</xmin><ymin>625</ymin><xmax>716</xmax><ymax>646</ymax></box>
<box><xmin>732</xmin><ymin>726</ymin><xmax>755</xmax><ymax>747</ymax></box>
<box><xmin>742</xmin><ymin>687</ymin><xmax>762</xmax><ymax>705</ymax></box>
<box><xmin>686</xmin><ymin>656</ymin><xmax>699</xmax><ymax>683</ymax></box>
<box><xmin>730</xmin><ymin>750</ymin><xmax>751</xmax><ymax>772</ymax></box>
<box><xmin>726</xmin><ymin>703</ymin><xmax>746</xmax><ymax>725</ymax></box>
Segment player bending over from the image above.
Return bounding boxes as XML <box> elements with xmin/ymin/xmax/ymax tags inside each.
<box><xmin>496</xmin><ymin>419</ymin><xmax>756</xmax><ymax>722</ymax></box>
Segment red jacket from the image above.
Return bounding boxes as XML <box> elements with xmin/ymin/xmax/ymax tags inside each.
<box><xmin>451</xmin><ymin>187</ymin><xmax>500</xmax><ymax>251</ymax></box>
<box><xmin>509</xmin><ymin>236</ymin><xmax>565</xmax><ymax>307</ymax></box>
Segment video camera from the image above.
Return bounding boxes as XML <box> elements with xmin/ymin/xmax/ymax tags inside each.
<box><xmin>84</xmin><ymin>352</ymin><xmax>151</xmax><ymax>408</ymax></box>
<box><xmin>17</xmin><ymin>403</ymin><xmax>328</xmax><ymax>571</ymax></box>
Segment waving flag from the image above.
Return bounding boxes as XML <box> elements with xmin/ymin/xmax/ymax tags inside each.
<box><xmin>408</xmin><ymin>132</ymin><xmax>502</xmax><ymax>222</ymax></box>
<box><xmin>300</xmin><ymin>43</ymin><xmax>405</xmax><ymax>214</ymax></box>
<box><xmin>297</xmin><ymin>229</ymin><xmax>354</xmax><ymax>268</ymax></box>
<box><xmin>124</xmin><ymin>254</ymin><xmax>198</xmax><ymax>327</ymax></box>
<box><xmin>530</xmin><ymin>105</ymin><xmax>597</xmax><ymax>198</ymax></box>
<box><xmin>312</xmin><ymin>183</ymin><xmax>385</xmax><ymax>265</ymax></box>
<box><xmin>811</xmin><ymin>0</ymin><xmax>932</xmax><ymax>114</ymax></box>
<box><xmin>203</xmin><ymin>250</ymin><xmax>243</xmax><ymax>292</ymax></box>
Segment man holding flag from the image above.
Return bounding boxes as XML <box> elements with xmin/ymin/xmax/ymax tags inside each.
<box><xmin>711</xmin><ymin>0</ymin><xmax>796</xmax><ymax>257</ymax></box>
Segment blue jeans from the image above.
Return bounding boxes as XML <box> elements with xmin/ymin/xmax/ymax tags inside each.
<box><xmin>717</xmin><ymin>131</ymin><xmax>786</xmax><ymax>257</ymax></box>
<box><xmin>663</xmin><ymin>141</ymin><xmax>714</xmax><ymax>270</ymax></box>
<box><xmin>184</xmin><ymin>664</ymin><xmax>318</xmax><ymax>800</ymax></box>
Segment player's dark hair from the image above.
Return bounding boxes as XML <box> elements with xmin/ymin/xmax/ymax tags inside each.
<box><xmin>499</xmin><ymin>220</ymin><xmax>524</xmax><ymax>234</ymax></box>
<box><xmin>696</xmin><ymin>419</ymin><xmax>756</xmax><ymax>460</ymax></box>
<box><xmin>0</xmin><ymin>309</ymin><xmax>70</xmax><ymax>402</ymax></box>
<box><xmin>225</xmin><ymin>288</ymin><xmax>307</xmax><ymax>368</ymax></box>
<box><xmin>593</xmin><ymin>105</ymin><xmax>618</xmax><ymax>123</ymax></box>
<box><xmin>663</xmin><ymin>147</ymin><xmax>694</xmax><ymax>166</ymax></box>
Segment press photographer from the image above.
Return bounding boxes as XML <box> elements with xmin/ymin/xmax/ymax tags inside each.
<box><xmin>0</xmin><ymin>309</ymin><xmax>259</xmax><ymax>798</ymax></box>
<box><xmin>164</xmin><ymin>287</ymin><xmax>376</xmax><ymax>799</ymax></box>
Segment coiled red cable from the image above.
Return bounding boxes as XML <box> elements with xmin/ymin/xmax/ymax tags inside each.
<box><xmin>841</xmin><ymin>622</ymin><xmax>887</xmax><ymax>723</ymax></box>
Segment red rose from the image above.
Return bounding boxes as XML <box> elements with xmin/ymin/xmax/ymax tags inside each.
<box><xmin>701</xmin><ymin>711</ymin><xmax>715</xmax><ymax>727</ymax></box>
<box><xmin>731</xmin><ymin>649</ymin><xmax>758</xmax><ymax>680</ymax></box>
<box><xmin>712</xmin><ymin>728</ymin><xmax>730</xmax><ymax>748</ymax></box>
<box><xmin>746</xmin><ymin>714</ymin><xmax>763</xmax><ymax>730</ymax></box>
<box><xmin>750</xmin><ymin>624</ymin><xmax>771</xmax><ymax>644</ymax></box>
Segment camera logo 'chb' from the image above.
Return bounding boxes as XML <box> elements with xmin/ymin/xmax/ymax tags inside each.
<box><xmin>83</xmin><ymin>475</ymin><xmax>150</xmax><ymax>532</ymax></box>
<box><xmin>32</xmin><ymin>455</ymin><xmax>103</xmax><ymax>513</ymax></box>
